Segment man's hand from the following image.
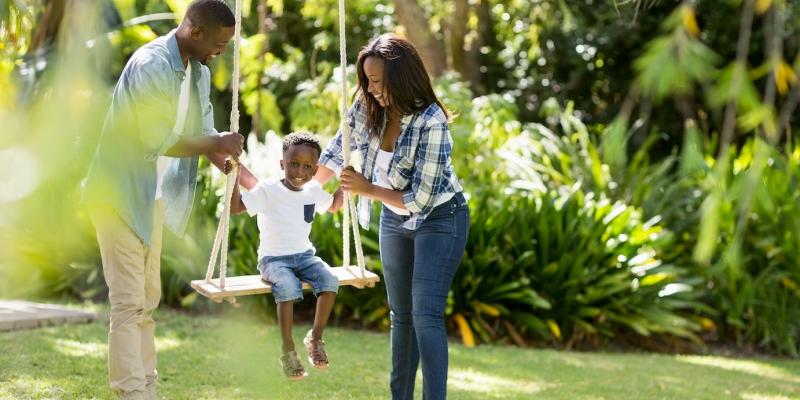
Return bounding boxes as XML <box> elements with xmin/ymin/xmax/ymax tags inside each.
<box><xmin>223</xmin><ymin>158</ymin><xmax>235</xmax><ymax>174</ymax></box>
<box><xmin>216</xmin><ymin>131</ymin><xmax>244</xmax><ymax>159</ymax></box>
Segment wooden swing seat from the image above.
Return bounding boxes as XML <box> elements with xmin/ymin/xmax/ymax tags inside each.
<box><xmin>191</xmin><ymin>266</ymin><xmax>380</xmax><ymax>302</ymax></box>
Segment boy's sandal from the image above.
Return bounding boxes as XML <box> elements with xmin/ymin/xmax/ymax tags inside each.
<box><xmin>279</xmin><ymin>350</ymin><xmax>308</xmax><ymax>380</ymax></box>
<box><xmin>303</xmin><ymin>330</ymin><xmax>329</xmax><ymax>369</ymax></box>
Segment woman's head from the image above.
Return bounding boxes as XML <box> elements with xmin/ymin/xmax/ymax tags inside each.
<box><xmin>356</xmin><ymin>34</ymin><xmax>448</xmax><ymax>137</ymax></box>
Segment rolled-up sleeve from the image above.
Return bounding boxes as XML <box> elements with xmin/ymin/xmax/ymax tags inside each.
<box><xmin>402</xmin><ymin>119</ymin><xmax>450</xmax><ymax>214</ymax></box>
<box><xmin>319</xmin><ymin>102</ymin><xmax>359</xmax><ymax>174</ymax></box>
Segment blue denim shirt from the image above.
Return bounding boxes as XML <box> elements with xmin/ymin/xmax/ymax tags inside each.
<box><xmin>83</xmin><ymin>29</ymin><xmax>219</xmax><ymax>245</ymax></box>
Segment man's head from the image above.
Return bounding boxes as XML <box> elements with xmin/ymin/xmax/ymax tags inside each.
<box><xmin>179</xmin><ymin>0</ymin><xmax>235</xmax><ymax>65</ymax></box>
<box><xmin>280</xmin><ymin>132</ymin><xmax>322</xmax><ymax>191</ymax></box>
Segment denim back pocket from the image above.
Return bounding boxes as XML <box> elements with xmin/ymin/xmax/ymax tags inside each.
<box><xmin>303</xmin><ymin>204</ymin><xmax>315</xmax><ymax>223</ymax></box>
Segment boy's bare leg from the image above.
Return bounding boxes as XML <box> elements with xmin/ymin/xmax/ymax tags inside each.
<box><xmin>311</xmin><ymin>292</ymin><xmax>336</xmax><ymax>339</ymax></box>
<box><xmin>277</xmin><ymin>301</ymin><xmax>295</xmax><ymax>353</ymax></box>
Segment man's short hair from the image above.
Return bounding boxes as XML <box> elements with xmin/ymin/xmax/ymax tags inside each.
<box><xmin>283</xmin><ymin>131</ymin><xmax>322</xmax><ymax>158</ymax></box>
<box><xmin>186</xmin><ymin>0</ymin><xmax>235</xmax><ymax>30</ymax></box>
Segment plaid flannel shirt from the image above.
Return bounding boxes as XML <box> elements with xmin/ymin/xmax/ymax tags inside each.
<box><xmin>319</xmin><ymin>99</ymin><xmax>463</xmax><ymax>230</ymax></box>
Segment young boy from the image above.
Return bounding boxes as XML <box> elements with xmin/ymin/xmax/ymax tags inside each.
<box><xmin>228</xmin><ymin>131</ymin><xmax>343</xmax><ymax>380</ymax></box>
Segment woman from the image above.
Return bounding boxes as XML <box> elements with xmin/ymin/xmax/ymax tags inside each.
<box><xmin>314</xmin><ymin>33</ymin><xmax>469</xmax><ymax>400</ymax></box>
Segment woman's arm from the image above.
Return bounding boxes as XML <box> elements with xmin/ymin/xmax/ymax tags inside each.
<box><xmin>400</xmin><ymin>119</ymin><xmax>450</xmax><ymax>214</ymax></box>
<box><xmin>317</xmin><ymin>101</ymin><xmax>363</xmax><ymax>180</ymax></box>
<box><xmin>339</xmin><ymin>167</ymin><xmax>407</xmax><ymax>210</ymax></box>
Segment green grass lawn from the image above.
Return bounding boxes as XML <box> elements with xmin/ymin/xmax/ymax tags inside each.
<box><xmin>1</xmin><ymin>305</ymin><xmax>799</xmax><ymax>400</ymax></box>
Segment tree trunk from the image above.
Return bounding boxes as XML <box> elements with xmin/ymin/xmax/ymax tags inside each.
<box><xmin>448</xmin><ymin>0</ymin><xmax>468</xmax><ymax>76</ymax></box>
<box><xmin>252</xmin><ymin>0</ymin><xmax>268</xmax><ymax>137</ymax></box>
<box><xmin>463</xmin><ymin>0</ymin><xmax>494</xmax><ymax>95</ymax></box>
<box><xmin>27</xmin><ymin>0</ymin><xmax>66</xmax><ymax>55</ymax></box>
<box><xmin>391</xmin><ymin>0</ymin><xmax>446</xmax><ymax>77</ymax></box>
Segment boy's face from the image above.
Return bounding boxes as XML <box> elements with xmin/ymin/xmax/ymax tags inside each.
<box><xmin>280</xmin><ymin>144</ymin><xmax>320</xmax><ymax>191</ymax></box>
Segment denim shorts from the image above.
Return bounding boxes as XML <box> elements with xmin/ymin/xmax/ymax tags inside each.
<box><xmin>258</xmin><ymin>249</ymin><xmax>340</xmax><ymax>303</ymax></box>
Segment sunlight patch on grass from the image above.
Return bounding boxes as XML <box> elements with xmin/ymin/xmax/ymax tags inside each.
<box><xmin>558</xmin><ymin>353</ymin><xmax>624</xmax><ymax>371</ymax></box>
<box><xmin>51</xmin><ymin>338</ymin><xmax>105</xmax><ymax>359</ymax></box>
<box><xmin>155</xmin><ymin>335</ymin><xmax>183</xmax><ymax>351</ymax></box>
<box><xmin>449</xmin><ymin>368</ymin><xmax>555</xmax><ymax>395</ymax></box>
<box><xmin>740</xmin><ymin>394</ymin><xmax>793</xmax><ymax>400</ymax></box>
<box><xmin>3</xmin><ymin>375</ymin><xmax>67</xmax><ymax>399</ymax></box>
<box><xmin>676</xmin><ymin>355</ymin><xmax>800</xmax><ymax>383</ymax></box>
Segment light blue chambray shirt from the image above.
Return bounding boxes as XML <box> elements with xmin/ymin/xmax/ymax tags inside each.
<box><xmin>83</xmin><ymin>29</ymin><xmax>219</xmax><ymax>245</ymax></box>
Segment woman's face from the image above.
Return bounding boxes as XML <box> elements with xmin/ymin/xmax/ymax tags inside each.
<box><xmin>364</xmin><ymin>56</ymin><xmax>388</xmax><ymax>107</ymax></box>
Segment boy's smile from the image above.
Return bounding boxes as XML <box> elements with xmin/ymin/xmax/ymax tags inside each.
<box><xmin>280</xmin><ymin>144</ymin><xmax>320</xmax><ymax>191</ymax></box>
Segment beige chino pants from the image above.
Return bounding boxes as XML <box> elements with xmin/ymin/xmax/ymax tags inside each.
<box><xmin>91</xmin><ymin>200</ymin><xmax>164</xmax><ymax>400</ymax></box>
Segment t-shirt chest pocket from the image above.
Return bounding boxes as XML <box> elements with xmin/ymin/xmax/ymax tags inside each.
<box><xmin>303</xmin><ymin>204</ymin><xmax>315</xmax><ymax>223</ymax></box>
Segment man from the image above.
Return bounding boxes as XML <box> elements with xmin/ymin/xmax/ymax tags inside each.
<box><xmin>82</xmin><ymin>1</ymin><xmax>256</xmax><ymax>398</ymax></box>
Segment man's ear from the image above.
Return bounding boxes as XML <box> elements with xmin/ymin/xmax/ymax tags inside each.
<box><xmin>279</xmin><ymin>159</ymin><xmax>284</xmax><ymax>170</ymax></box>
<box><xmin>190</xmin><ymin>25</ymin><xmax>203</xmax><ymax>40</ymax></box>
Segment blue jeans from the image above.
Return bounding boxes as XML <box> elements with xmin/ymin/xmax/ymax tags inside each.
<box><xmin>380</xmin><ymin>192</ymin><xmax>470</xmax><ymax>400</ymax></box>
<box><xmin>258</xmin><ymin>249</ymin><xmax>340</xmax><ymax>303</ymax></box>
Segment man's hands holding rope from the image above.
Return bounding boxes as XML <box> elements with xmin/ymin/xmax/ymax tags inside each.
<box><xmin>216</xmin><ymin>131</ymin><xmax>245</xmax><ymax>160</ymax></box>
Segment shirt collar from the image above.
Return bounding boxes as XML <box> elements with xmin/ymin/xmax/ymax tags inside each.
<box><xmin>165</xmin><ymin>29</ymin><xmax>186</xmax><ymax>72</ymax></box>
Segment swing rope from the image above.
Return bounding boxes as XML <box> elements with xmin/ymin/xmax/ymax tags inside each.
<box><xmin>338</xmin><ymin>0</ymin><xmax>367</xmax><ymax>278</ymax></box>
<box><xmin>203</xmin><ymin>0</ymin><xmax>366</xmax><ymax>298</ymax></box>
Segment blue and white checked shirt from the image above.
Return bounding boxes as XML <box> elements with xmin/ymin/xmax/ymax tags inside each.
<box><xmin>319</xmin><ymin>99</ymin><xmax>463</xmax><ymax>230</ymax></box>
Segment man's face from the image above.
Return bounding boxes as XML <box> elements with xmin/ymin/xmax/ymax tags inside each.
<box><xmin>190</xmin><ymin>24</ymin><xmax>235</xmax><ymax>65</ymax></box>
<box><xmin>279</xmin><ymin>145</ymin><xmax>320</xmax><ymax>191</ymax></box>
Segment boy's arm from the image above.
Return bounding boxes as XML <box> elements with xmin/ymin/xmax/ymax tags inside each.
<box><xmin>327</xmin><ymin>187</ymin><xmax>343</xmax><ymax>213</ymax></box>
<box><xmin>225</xmin><ymin>160</ymin><xmax>247</xmax><ymax>215</ymax></box>
<box><xmin>208</xmin><ymin>151</ymin><xmax>258</xmax><ymax>190</ymax></box>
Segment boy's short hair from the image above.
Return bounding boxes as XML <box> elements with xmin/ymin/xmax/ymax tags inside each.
<box><xmin>283</xmin><ymin>131</ymin><xmax>322</xmax><ymax>158</ymax></box>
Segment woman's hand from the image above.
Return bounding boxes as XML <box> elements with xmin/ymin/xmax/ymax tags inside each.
<box><xmin>340</xmin><ymin>166</ymin><xmax>373</xmax><ymax>196</ymax></box>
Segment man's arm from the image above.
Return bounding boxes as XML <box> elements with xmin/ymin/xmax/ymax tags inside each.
<box><xmin>164</xmin><ymin>131</ymin><xmax>243</xmax><ymax>158</ymax></box>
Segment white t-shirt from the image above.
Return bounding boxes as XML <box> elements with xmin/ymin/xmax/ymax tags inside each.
<box><xmin>241</xmin><ymin>178</ymin><xmax>334</xmax><ymax>259</ymax></box>
<box><xmin>156</xmin><ymin>62</ymin><xmax>192</xmax><ymax>199</ymax></box>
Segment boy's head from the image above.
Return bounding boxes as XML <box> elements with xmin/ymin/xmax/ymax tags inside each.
<box><xmin>280</xmin><ymin>132</ymin><xmax>322</xmax><ymax>191</ymax></box>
